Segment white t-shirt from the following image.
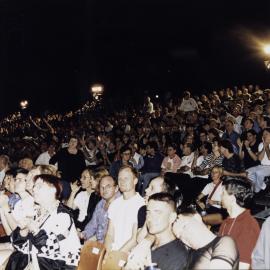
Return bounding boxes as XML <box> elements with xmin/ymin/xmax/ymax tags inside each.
<box><xmin>258</xmin><ymin>143</ymin><xmax>270</xmax><ymax>166</ymax></box>
<box><xmin>108</xmin><ymin>193</ymin><xmax>145</xmax><ymax>250</ymax></box>
<box><xmin>73</xmin><ymin>191</ymin><xmax>91</xmax><ymax>222</ymax></box>
<box><xmin>35</xmin><ymin>151</ymin><xmax>52</xmax><ymax>166</ymax></box>
<box><xmin>202</xmin><ymin>182</ymin><xmax>223</xmax><ymax>209</ymax></box>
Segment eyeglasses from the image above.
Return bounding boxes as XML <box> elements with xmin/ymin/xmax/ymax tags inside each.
<box><xmin>100</xmin><ymin>185</ymin><xmax>115</xmax><ymax>191</ymax></box>
<box><xmin>123</xmin><ymin>152</ymin><xmax>131</xmax><ymax>156</ymax></box>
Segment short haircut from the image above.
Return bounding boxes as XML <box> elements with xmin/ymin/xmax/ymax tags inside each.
<box><xmin>167</xmin><ymin>143</ymin><xmax>177</xmax><ymax>150</ymax></box>
<box><xmin>147</xmin><ymin>141</ymin><xmax>158</xmax><ymax>152</ymax></box>
<box><xmin>246</xmin><ymin>129</ymin><xmax>257</xmax><ymax>136</ymax></box>
<box><xmin>262</xmin><ymin>116</ymin><xmax>270</xmax><ymax>127</ymax></box>
<box><xmin>15</xmin><ymin>168</ymin><xmax>29</xmax><ymax>177</ymax></box>
<box><xmin>223</xmin><ymin>179</ymin><xmax>253</xmax><ymax>208</ymax></box>
<box><xmin>148</xmin><ymin>192</ymin><xmax>176</xmax><ymax>212</ymax></box>
<box><xmin>208</xmin><ymin>128</ymin><xmax>220</xmax><ymax>138</ymax></box>
<box><xmin>33</xmin><ymin>174</ymin><xmax>63</xmax><ymax>200</ymax></box>
<box><xmin>118</xmin><ymin>165</ymin><xmax>138</xmax><ymax>179</ymax></box>
<box><xmin>263</xmin><ymin>127</ymin><xmax>270</xmax><ymax>134</ymax></box>
<box><xmin>184</xmin><ymin>143</ymin><xmax>195</xmax><ymax>152</ymax></box>
<box><xmin>202</xmin><ymin>142</ymin><xmax>212</xmax><ymax>154</ymax></box>
<box><xmin>5</xmin><ymin>168</ymin><xmax>18</xmax><ymax>178</ymax></box>
<box><xmin>120</xmin><ymin>145</ymin><xmax>132</xmax><ymax>155</ymax></box>
<box><xmin>99</xmin><ymin>175</ymin><xmax>117</xmax><ymax>186</ymax></box>
<box><xmin>219</xmin><ymin>140</ymin><xmax>234</xmax><ymax>153</ymax></box>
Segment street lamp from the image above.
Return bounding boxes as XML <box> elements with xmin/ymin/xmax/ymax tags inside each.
<box><xmin>90</xmin><ymin>84</ymin><xmax>104</xmax><ymax>100</ymax></box>
<box><xmin>20</xmin><ymin>100</ymin><xmax>29</xmax><ymax>110</ymax></box>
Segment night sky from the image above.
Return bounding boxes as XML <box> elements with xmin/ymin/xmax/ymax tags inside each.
<box><xmin>1</xmin><ymin>0</ymin><xmax>270</xmax><ymax>116</ymax></box>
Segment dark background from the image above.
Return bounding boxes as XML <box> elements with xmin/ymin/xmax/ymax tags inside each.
<box><xmin>1</xmin><ymin>0</ymin><xmax>270</xmax><ymax>116</ymax></box>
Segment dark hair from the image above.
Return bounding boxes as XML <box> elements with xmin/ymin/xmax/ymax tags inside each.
<box><xmin>148</xmin><ymin>192</ymin><xmax>176</xmax><ymax>211</ymax></box>
<box><xmin>184</xmin><ymin>143</ymin><xmax>195</xmax><ymax>152</ymax></box>
<box><xmin>5</xmin><ymin>168</ymin><xmax>18</xmax><ymax>178</ymax></box>
<box><xmin>263</xmin><ymin>127</ymin><xmax>270</xmax><ymax>134</ymax></box>
<box><xmin>262</xmin><ymin>116</ymin><xmax>270</xmax><ymax>127</ymax></box>
<box><xmin>223</xmin><ymin>179</ymin><xmax>253</xmax><ymax>208</ymax></box>
<box><xmin>208</xmin><ymin>128</ymin><xmax>220</xmax><ymax>138</ymax></box>
<box><xmin>120</xmin><ymin>145</ymin><xmax>132</xmax><ymax>155</ymax></box>
<box><xmin>15</xmin><ymin>168</ymin><xmax>29</xmax><ymax>178</ymax></box>
<box><xmin>147</xmin><ymin>141</ymin><xmax>158</xmax><ymax>152</ymax></box>
<box><xmin>33</xmin><ymin>174</ymin><xmax>63</xmax><ymax>200</ymax></box>
<box><xmin>202</xmin><ymin>142</ymin><xmax>212</xmax><ymax>154</ymax></box>
<box><xmin>246</xmin><ymin>129</ymin><xmax>257</xmax><ymax>136</ymax></box>
<box><xmin>167</xmin><ymin>143</ymin><xmax>177</xmax><ymax>150</ymax></box>
<box><xmin>219</xmin><ymin>140</ymin><xmax>234</xmax><ymax>153</ymax></box>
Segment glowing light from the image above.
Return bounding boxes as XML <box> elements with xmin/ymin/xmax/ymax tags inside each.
<box><xmin>20</xmin><ymin>100</ymin><xmax>28</xmax><ymax>109</ymax></box>
<box><xmin>91</xmin><ymin>84</ymin><xmax>104</xmax><ymax>95</ymax></box>
<box><xmin>155</xmin><ymin>95</ymin><xmax>159</xmax><ymax>99</ymax></box>
<box><xmin>264</xmin><ymin>45</ymin><xmax>270</xmax><ymax>55</ymax></box>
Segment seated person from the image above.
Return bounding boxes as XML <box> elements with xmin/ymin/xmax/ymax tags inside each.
<box><xmin>80</xmin><ymin>175</ymin><xmax>120</xmax><ymax>243</ymax></box>
<box><xmin>3</xmin><ymin>174</ymin><xmax>81</xmax><ymax>270</ymax></box>
<box><xmin>173</xmin><ymin>207</ymin><xmax>239</xmax><ymax>269</ymax></box>
<box><xmin>0</xmin><ymin>168</ymin><xmax>34</xmax><ymax>236</ymax></box>
<box><xmin>66</xmin><ymin>167</ymin><xmax>101</xmax><ymax>231</ymax></box>
<box><xmin>105</xmin><ymin>166</ymin><xmax>145</xmax><ymax>253</ymax></box>
<box><xmin>219</xmin><ymin>179</ymin><xmax>260</xmax><ymax>269</ymax></box>
<box><xmin>196</xmin><ymin>166</ymin><xmax>228</xmax><ymax>226</ymax></box>
<box><xmin>126</xmin><ymin>193</ymin><xmax>188</xmax><ymax>270</ymax></box>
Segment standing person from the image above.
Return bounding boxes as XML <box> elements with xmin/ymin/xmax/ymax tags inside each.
<box><xmin>219</xmin><ymin>179</ymin><xmax>260</xmax><ymax>269</ymax></box>
<box><xmin>105</xmin><ymin>166</ymin><xmax>145</xmax><ymax>253</ymax></box>
<box><xmin>50</xmin><ymin>136</ymin><xmax>86</xmax><ymax>199</ymax></box>
<box><xmin>179</xmin><ymin>91</ymin><xmax>198</xmax><ymax>112</ymax></box>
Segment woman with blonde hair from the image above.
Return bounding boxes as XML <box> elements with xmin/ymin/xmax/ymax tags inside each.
<box><xmin>196</xmin><ymin>166</ymin><xmax>228</xmax><ymax>226</ymax></box>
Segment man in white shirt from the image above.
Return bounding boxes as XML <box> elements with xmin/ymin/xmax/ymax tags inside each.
<box><xmin>35</xmin><ymin>143</ymin><xmax>56</xmax><ymax>166</ymax></box>
<box><xmin>105</xmin><ymin>166</ymin><xmax>145</xmax><ymax>253</ymax></box>
<box><xmin>246</xmin><ymin>128</ymin><xmax>270</xmax><ymax>192</ymax></box>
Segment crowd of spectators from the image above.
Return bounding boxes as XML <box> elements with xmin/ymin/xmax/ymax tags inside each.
<box><xmin>0</xmin><ymin>84</ymin><xmax>270</xmax><ymax>269</ymax></box>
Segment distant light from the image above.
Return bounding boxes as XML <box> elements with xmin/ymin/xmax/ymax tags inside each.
<box><xmin>265</xmin><ymin>60</ymin><xmax>270</xmax><ymax>69</ymax></box>
<box><xmin>20</xmin><ymin>100</ymin><xmax>28</xmax><ymax>110</ymax></box>
<box><xmin>91</xmin><ymin>84</ymin><xmax>104</xmax><ymax>95</ymax></box>
<box><xmin>263</xmin><ymin>45</ymin><xmax>270</xmax><ymax>55</ymax></box>
<box><xmin>155</xmin><ymin>95</ymin><xmax>159</xmax><ymax>99</ymax></box>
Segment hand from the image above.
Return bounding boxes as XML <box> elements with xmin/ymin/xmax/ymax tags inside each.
<box><xmin>70</xmin><ymin>181</ymin><xmax>80</xmax><ymax>194</ymax></box>
<box><xmin>237</xmin><ymin>138</ymin><xmax>243</xmax><ymax>148</ymax></box>
<box><xmin>207</xmin><ymin>199</ymin><xmax>215</xmax><ymax>206</ymax></box>
<box><xmin>0</xmin><ymin>194</ymin><xmax>9</xmax><ymax>208</ymax></box>
<box><xmin>244</xmin><ymin>140</ymin><xmax>250</xmax><ymax>148</ymax></box>
<box><xmin>125</xmin><ymin>241</ymin><xmax>152</xmax><ymax>270</ymax></box>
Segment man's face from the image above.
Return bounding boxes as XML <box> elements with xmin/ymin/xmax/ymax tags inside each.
<box><xmin>99</xmin><ymin>176</ymin><xmax>118</xmax><ymax>201</ymax></box>
<box><xmin>146</xmin><ymin>200</ymin><xmax>175</xmax><ymax>235</ymax></box>
<box><xmin>121</xmin><ymin>150</ymin><xmax>131</xmax><ymax>162</ymax></box>
<box><xmin>118</xmin><ymin>168</ymin><xmax>137</xmax><ymax>193</ymax></box>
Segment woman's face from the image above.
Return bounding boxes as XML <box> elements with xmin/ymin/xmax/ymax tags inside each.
<box><xmin>80</xmin><ymin>170</ymin><xmax>92</xmax><ymax>189</ymax></box>
<box><xmin>33</xmin><ymin>178</ymin><xmax>56</xmax><ymax>205</ymax></box>
<box><xmin>211</xmin><ymin>168</ymin><xmax>222</xmax><ymax>183</ymax></box>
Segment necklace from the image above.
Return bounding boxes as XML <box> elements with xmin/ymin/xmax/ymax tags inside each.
<box><xmin>221</xmin><ymin>216</ymin><xmax>237</xmax><ymax>236</ymax></box>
